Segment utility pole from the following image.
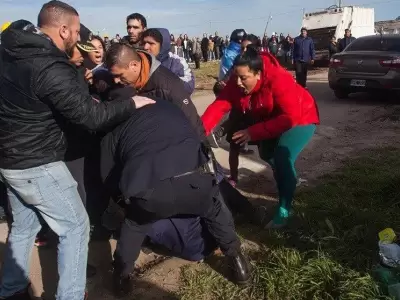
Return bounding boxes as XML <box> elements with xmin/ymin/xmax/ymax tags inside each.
<box><xmin>263</xmin><ymin>13</ymin><xmax>272</xmax><ymax>36</ymax></box>
<box><xmin>338</xmin><ymin>0</ymin><xmax>342</xmax><ymax>7</ymax></box>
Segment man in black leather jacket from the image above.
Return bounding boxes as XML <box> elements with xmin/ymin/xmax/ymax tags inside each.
<box><xmin>0</xmin><ymin>2</ymin><xmax>153</xmax><ymax>299</ymax></box>
<box><xmin>338</xmin><ymin>29</ymin><xmax>356</xmax><ymax>52</ymax></box>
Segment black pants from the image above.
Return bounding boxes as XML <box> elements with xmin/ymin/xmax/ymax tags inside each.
<box><xmin>84</xmin><ymin>151</ymin><xmax>110</xmax><ymax>225</ymax></box>
<box><xmin>114</xmin><ymin>171</ymin><xmax>240</xmax><ymax>276</ymax></box>
<box><xmin>66</xmin><ymin>157</ymin><xmax>86</xmax><ymax>206</ymax></box>
<box><xmin>295</xmin><ymin>61</ymin><xmax>308</xmax><ymax>88</ymax></box>
<box><xmin>193</xmin><ymin>53</ymin><xmax>201</xmax><ymax>69</ymax></box>
<box><xmin>202</xmin><ymin>49</ymin><xmax>208</xmax><ymax>62</ymax></box>
<box><xmin>214</xmin><ymin>46</ymin><xmax>220</xmax><ymax>60</ymax></box>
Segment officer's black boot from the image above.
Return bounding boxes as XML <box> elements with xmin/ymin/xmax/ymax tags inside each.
<box><xmin>227</xmin><ymin>251</ymin><xmax>251</xmax><ymax>286</ymax></box>
<box><xmin>112</xmin><ymin>257</ymin><xmax>134</xmax><ymax>297</ymax></box>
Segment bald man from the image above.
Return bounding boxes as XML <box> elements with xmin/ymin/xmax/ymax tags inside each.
<box><xmin>0</xmin><ymin>1</ymin><xmax>153</xmax><ymax>299</ymax></box>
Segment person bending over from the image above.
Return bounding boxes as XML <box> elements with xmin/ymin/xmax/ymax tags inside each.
<box><xmin>202</xmin><ymin>47</ymin><xmax>319</xmax><ymax>228</ymax></box>
<box><xmin>100</xmin><ymin>97</ymin><xmax>251</xmax><ymax>297</ymax></box>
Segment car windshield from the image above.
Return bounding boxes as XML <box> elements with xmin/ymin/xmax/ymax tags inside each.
<box><xmin>345</xmin><ymin>37</ymin><xmax>400</xmax><ymax>52</ymax></box>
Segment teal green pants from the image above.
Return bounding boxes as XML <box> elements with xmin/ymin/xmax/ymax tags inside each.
<box><xmin>258</xmin><ymin>125</ymin><xmax>316</xmax><ymax>220</ymax></box>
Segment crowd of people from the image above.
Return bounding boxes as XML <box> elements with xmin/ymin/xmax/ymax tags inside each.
<box><xmin>0</xmin><ymin>2</ymin><xmax>321</xmax><ymax>299</ymax></box>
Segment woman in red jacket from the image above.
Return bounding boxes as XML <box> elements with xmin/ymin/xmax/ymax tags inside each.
<box><xmin>202</xmin><ymin>48</ymin><xmax>319</xmax><ymax>228</ymax></box>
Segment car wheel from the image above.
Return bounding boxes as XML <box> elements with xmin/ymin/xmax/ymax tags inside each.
<box><xmin>334</xmin><ymin>89</ymin><xmax>350</xmax><ymax>99</ymax></box>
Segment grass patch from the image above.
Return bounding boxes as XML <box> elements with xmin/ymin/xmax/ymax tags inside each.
<box><xmin>178</xmin><ymin>147</ymin><xmax>400</xmax><ymax>300</ymax></box>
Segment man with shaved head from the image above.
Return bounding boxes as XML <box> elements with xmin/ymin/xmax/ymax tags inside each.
<box><xmin>0</xmin><ymin>1</ymin><xmax>153</xmax><ymax>299</ymax></box>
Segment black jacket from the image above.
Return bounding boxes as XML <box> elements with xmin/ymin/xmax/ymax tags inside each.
<box><xmin>201</xmin><ymin>37</ymin><xmax>209</xmax><ymax>51</ymax></box>
<box><xmin>0</xmin><ymin>44</ymin><xmax>3</xmax><ymax>74</ymax></box>
<box><xmin>62</xmin><ymin>66</ymin><xmax>99</xmax><ymax>161</ymax></box>
<box><xmin>101</xmin><ymin>99</ymin><xmax>208</xmax><ymax>198</ymax></box>
<box><xmin>338</xmin><ymin>36</ymin><xmax>356</xmax><ymax>52</ymax></box>
<box><xmin>0</xmin><ymin>26</ymin><xmax>136</xmax><ymax>169</ymax></box>
<box><xmin>138</xmin><ymin>52</ymin><xmax>206</xmax><ymax>141</ymax></box>
<box><xmin>328</xmin><ymin>42</ymin><xmax>338</xmax><ymax>58</ymax></box>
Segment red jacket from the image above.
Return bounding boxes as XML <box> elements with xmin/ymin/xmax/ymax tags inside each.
<box><xmin>201</xmin><ymin>53</ymin><xmax>320</xmax><ymax>141</ymax></box>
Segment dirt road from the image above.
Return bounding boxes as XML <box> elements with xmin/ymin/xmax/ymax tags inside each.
<box><xmin>1</xmin><ymin>71</ymin><xmax>399</xmax><ymax>299</ymax></box>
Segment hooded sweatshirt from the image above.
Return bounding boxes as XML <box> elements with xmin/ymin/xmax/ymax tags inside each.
<box><xmin>155</xmin><ymin>28</ymin><xmax>195</xmax><ymax>94</ymax></box>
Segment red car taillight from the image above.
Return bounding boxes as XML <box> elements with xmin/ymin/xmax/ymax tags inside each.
<box><xmin>329</xmin><ymin>57</ymin><xmax>343</xmax><ymax>68</ymax></box>
<box><xmin>379</xmin><ymin>58</ymin><xmax>400</xmax><ymax>68</ymax></box>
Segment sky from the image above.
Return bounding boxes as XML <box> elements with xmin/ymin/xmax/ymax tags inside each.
<box><xmin>0</xmin><ymin>0</ymin><xmax>398</xmax><ymax>38</ymax></box>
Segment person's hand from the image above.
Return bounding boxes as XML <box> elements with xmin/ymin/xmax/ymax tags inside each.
<box><xmin>219</xmin><ymin>81</ymin><xmax>227</xmax><ymax>88</ymax></box>
<box><xmin>132</xmin><ymin>96</ymin><xmax>156</xmax><ymax>109</ymax></box>
<box><xmin>291</xmin><ymin>60</ymin><xmax>294</xmax><ymax>65</ymax></box>
<box><xmin>311</xmin><ymin>60</ymin><xmax>315</xmax><ymax>65</ymax></box>
<box><xmin>232</xmin><ymin>129</ymin><xmax>251</xmax><ymax>146</ymax></box>
<box><xmin>84</xmin><ymin>69</ymin><xmax>93</xmax><ymax>84</ymax></box>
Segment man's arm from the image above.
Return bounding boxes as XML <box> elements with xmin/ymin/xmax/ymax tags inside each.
<box><xmin>173</xmin><ymin>54</ymin><xmax>195</xmax><ymax>94</ymax></box>
<box><xmin>35</xmin><ymin>62</ymin><xmax>136</xmax><ymax>131</ymax></box>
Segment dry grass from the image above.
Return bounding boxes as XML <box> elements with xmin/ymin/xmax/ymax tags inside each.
<box><xmin>192</xmin><ymin>61</ymin><xmax>219</xmax><ymax>93</ymax></box>
<box><xmin>177</xmin><ymin>147</ymin><xmax>400</xmax><ymax>300</ymax></box>
<box><xmin>191</xmin><ymin>60</ymin><xmax>326</xmax><ymax>96</ymax></box>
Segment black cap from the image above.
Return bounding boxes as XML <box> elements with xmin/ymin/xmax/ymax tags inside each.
<box><xmin>301</xmin><ymin>27</ymin><xmax>307</xmax><ymax>32</ymax></box>
<box><xmin>230</xmin><ymin>29</ymin><xmax>246</xmax><ymax>43</ymax></box>
<box><xmin>77</xmin><ymin>24</ymin><xmax>96</xmax><ymax>52</ymax></box>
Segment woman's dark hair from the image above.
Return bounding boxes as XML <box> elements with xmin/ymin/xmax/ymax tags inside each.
<box><xmin>243</xmin><ymin>34</ymin><xmax>259</xmax><ymax>46</ymax></box>
<box><xmin>233</xmin><ymin>46</ymin><xmax>263</xmax><ymax>73</ymax></box>
<box><xmin>142</xmin><ymin>28</ymin><xmax>163</xmax><ymax>45</ymax></box>
<box><xmin>91</xmin><ymin>35</ymin><xmax>106</xmax><ymax>52</ymax></box>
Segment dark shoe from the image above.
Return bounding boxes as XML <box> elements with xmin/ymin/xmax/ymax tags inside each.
<box><xmin>251</xmin><ymin>206</ymin><xmax>267</xmax><ymax>226</ymax></box>
<box><xmin>113</xmin><ymin>272</ymin><xmax>134</xmax><ymax>297</ymax></box>
<box><xmin>87</xmin><ymin>264</ymin><xmax>97</xmax><ymax>278</ymax></box>
<box><xmin>227</xmin><ymin>252</ymin><xmax>251</xmax><ymax>286</ymax></box>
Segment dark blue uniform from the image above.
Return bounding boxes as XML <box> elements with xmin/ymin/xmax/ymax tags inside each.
<box><xmin>100</xmin><ymin>99</ymin><xmax>241</xmax><ymax>278</ymax></box>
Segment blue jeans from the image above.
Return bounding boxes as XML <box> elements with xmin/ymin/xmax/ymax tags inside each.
<box><xmin>0</xmin><ymin>161</ymin><xmax>90</xmax><ymax>300</ymax></box>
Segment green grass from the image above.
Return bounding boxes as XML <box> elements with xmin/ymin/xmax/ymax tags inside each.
<box><xmin>178</xmin><ymin>147</ymin><xmax>400</xmax><ymax>300</ymax></box>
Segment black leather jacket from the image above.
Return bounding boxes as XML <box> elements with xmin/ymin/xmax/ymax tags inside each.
<box><xmin>0</xmin><ymin>26</ymin><xmax>136</xmax><ymax>169</ymax></box>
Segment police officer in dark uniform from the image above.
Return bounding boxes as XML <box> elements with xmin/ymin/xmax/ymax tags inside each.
<box><xmin>100</xmin><ymin>96</ymin><xmax>251</xmax><ymax>297</ymax></box>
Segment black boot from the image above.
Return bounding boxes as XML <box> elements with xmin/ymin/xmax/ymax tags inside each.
<box><xmin>112</xmin><ymin>260</ymin><xmax>134</xmax><ymax>297</ymax></box>
<box><xmin>227</xmin><ymin>252</ymin><xmax>251</xmax><ymax>286</ymax></box>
